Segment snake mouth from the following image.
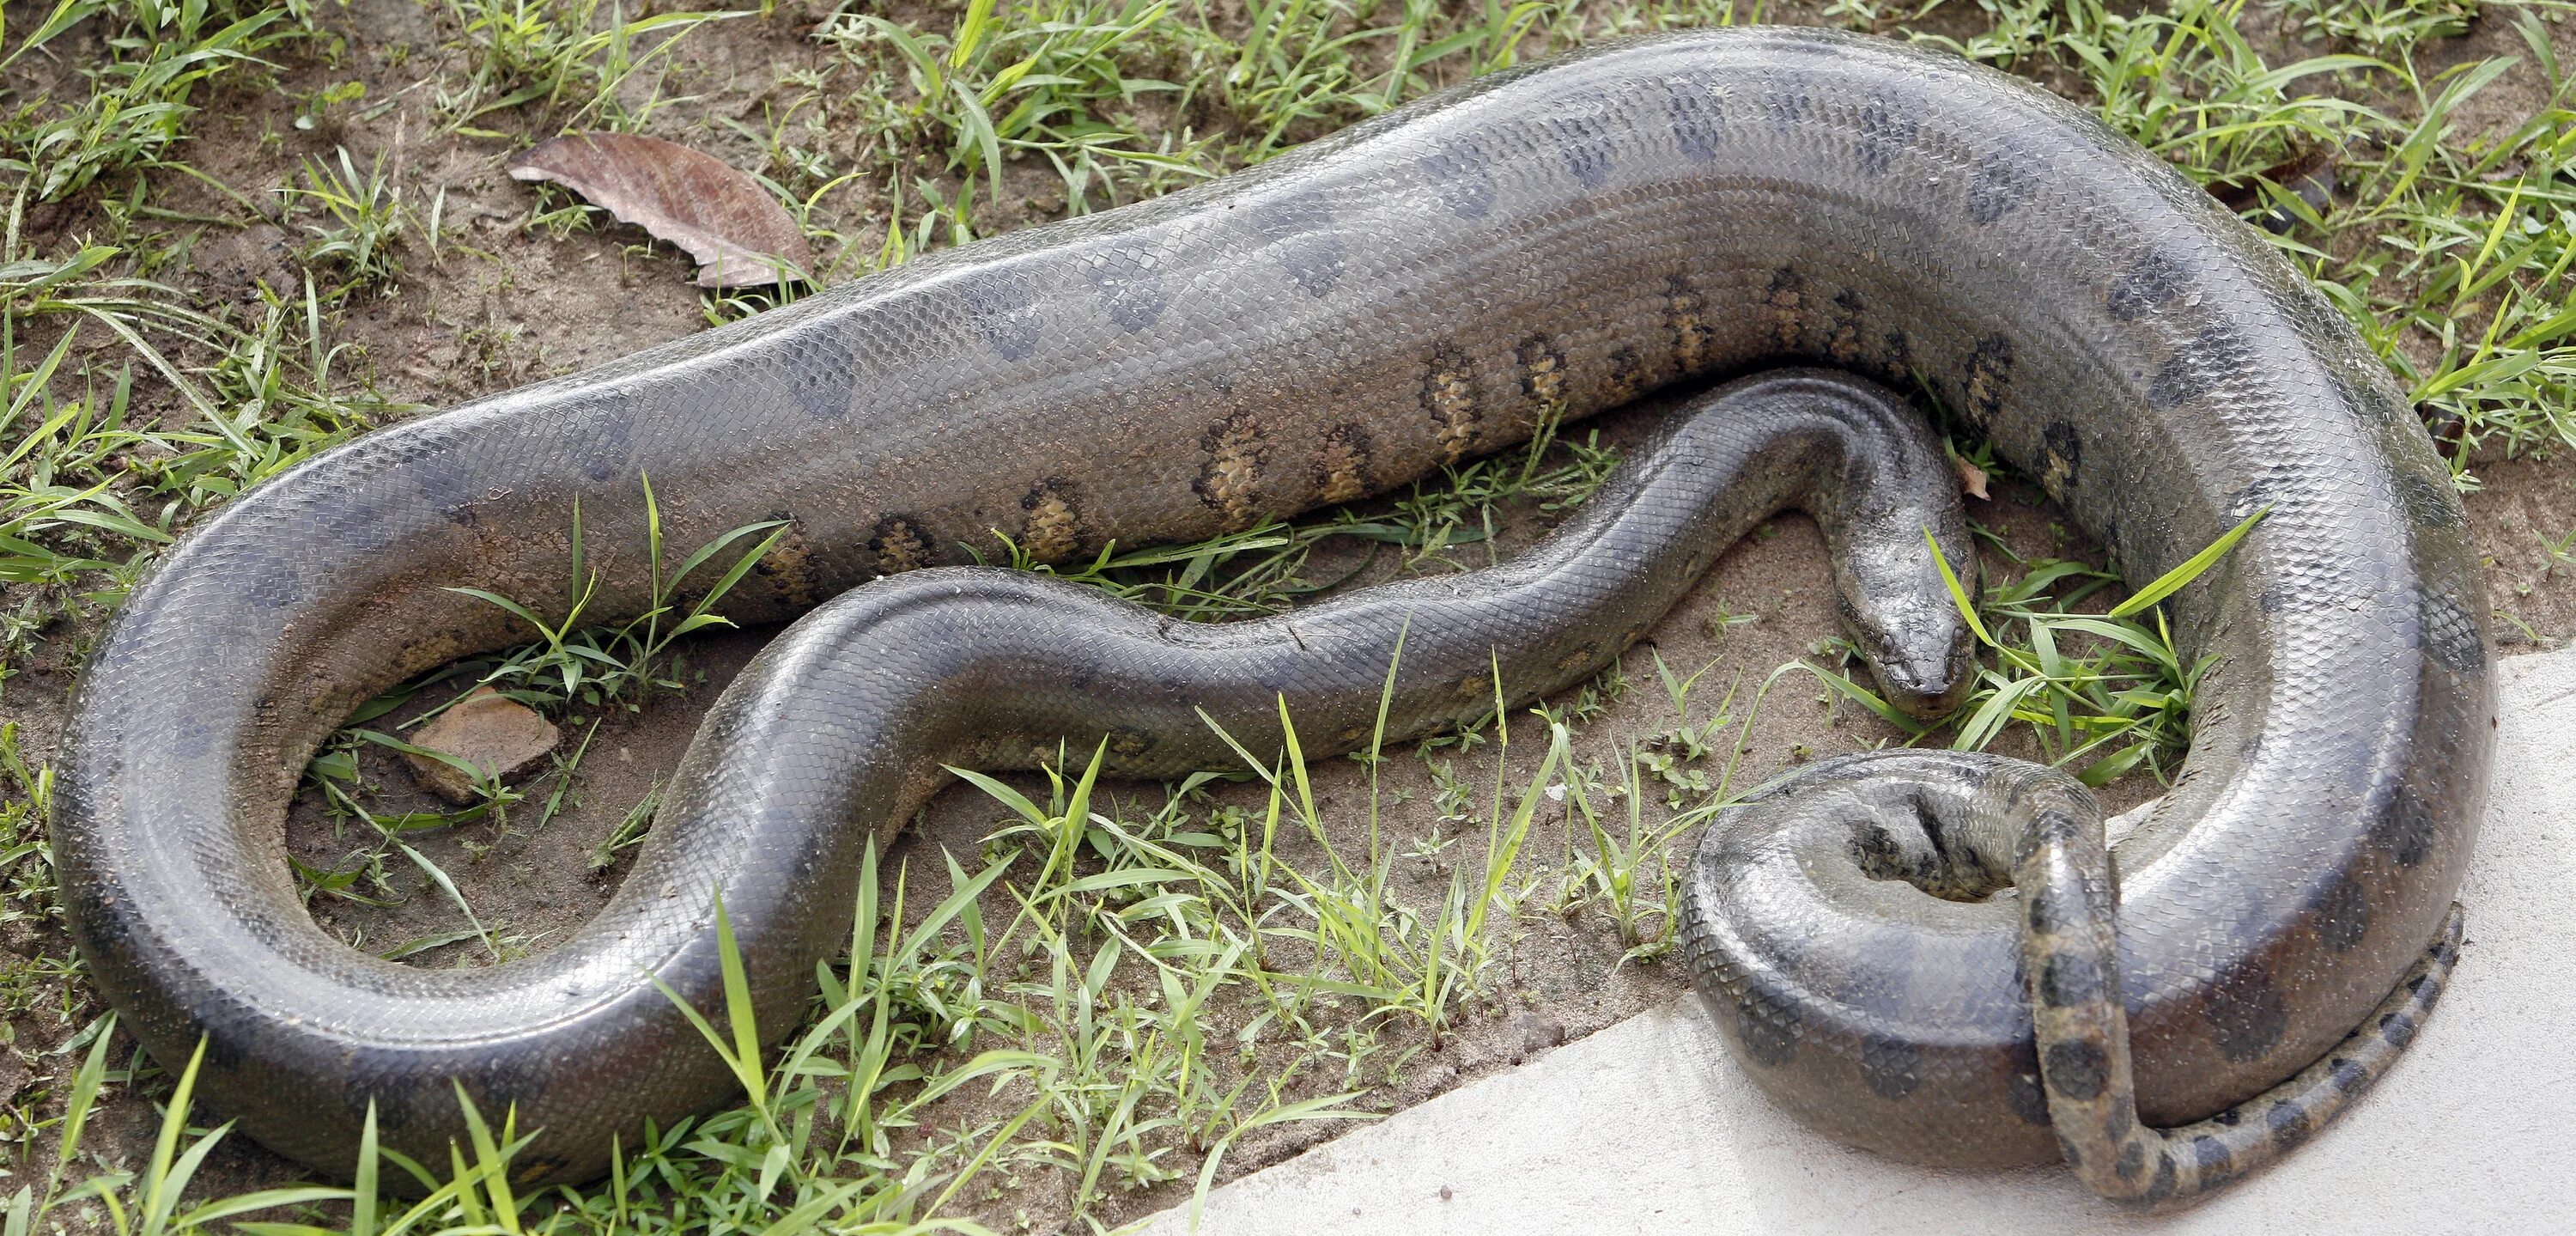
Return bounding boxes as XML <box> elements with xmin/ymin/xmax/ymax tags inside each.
<box><xmin>1866</xmin><ymin>638</ymin><xmax>1978</xmax><ymax>722</ymax></box>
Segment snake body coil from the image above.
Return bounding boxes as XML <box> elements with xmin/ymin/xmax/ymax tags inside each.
<box><xmin>57</xmin><ymin>27</ymin><xmax>2487</xmax><ymax>1193</ymax></box>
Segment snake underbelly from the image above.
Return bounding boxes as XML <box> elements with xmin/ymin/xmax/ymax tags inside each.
<box><xmin>55</xmin><ymin>26</ymin><xmax>2488</xmax><ymax>1182</ymax></box>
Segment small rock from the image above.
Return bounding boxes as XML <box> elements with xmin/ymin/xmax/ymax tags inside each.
<box><xmin>1510</xmin><ymin>1008</ymin><xmax>1567</xmax><ymax>1061</ymax></box>
<box><xmin>403</xmin><ymin>687</ymin><xmax>560</xmax><ymax>804</ymax></box>
<box><xmin>0</xmin><ymin>1050</ymin><xmax>25</xmax><ymax>1108</ymax></box>
<box><xmin>191</xmin><ymin>223</ymin><xmax>295</xmax><ymax>301</ymax></box>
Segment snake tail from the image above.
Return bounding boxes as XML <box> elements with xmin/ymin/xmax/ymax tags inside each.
<box><xmin>1683</xmin><ymin>752</ymin><xmax>2465</xmax><ymax>1203</ymax></box>
<box><xmin>2008</xmin><ymin>755</ymin><xmax>2465</xmax><ymax>1203</ymax></box>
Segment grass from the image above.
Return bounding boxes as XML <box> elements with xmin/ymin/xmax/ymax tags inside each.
<box><xmin>0</xmin><ymin>1</ymin><xmax>298</xmax><ymax>204</ymax></box>
<box><xmin>280</xmin><ymin>148</ymin><xmax>408</xmax><ymax>295</ymax></box>
<box><xmin>0</xmin><ymin>0</ymin><xmax>2568</xmax><ymax>1232</ymax></box>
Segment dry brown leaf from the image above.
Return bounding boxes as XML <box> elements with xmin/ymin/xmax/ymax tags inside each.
<box><xmin>1953</xmin><ymin>453</ymin><xmax>1990</xmax><ymax>501</ymax></box>
<box><xmin>508</xmin><ymin>132</ymin><xmax>814</xmax><ymax>288</ymax></box>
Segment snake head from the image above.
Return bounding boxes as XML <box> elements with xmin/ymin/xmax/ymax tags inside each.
<box><xmin>1830</xmin><ymin>515</ymin><xmax>1981</xmax><ymax>722</ymax></box>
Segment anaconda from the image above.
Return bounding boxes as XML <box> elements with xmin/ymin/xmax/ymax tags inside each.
<box><xmin>55</xmin><ymin>25</ymin><xmax>2488</xmax><ymax>1197</ymax></box>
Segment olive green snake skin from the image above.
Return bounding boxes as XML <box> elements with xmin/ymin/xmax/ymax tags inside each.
<box><xmin>55</xmin><ymin>27</ymin><xmax>2488</xmax><ymax>1200</ymax></box>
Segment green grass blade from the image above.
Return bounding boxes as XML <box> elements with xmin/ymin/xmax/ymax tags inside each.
<box><xmin>2106</xmin><ymin>507</ymin><xmax>2269</xmax><ymax>618</ymax></box>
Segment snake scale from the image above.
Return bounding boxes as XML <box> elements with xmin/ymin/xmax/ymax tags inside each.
<box><xmin>56</xmin><ymin>26</ymin><xmax>2488</xmax><ymax>1199</ymax></box>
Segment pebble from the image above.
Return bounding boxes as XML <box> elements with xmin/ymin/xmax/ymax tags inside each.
<box><xmin>403</xmin><ymin>687</ymin><xmax>561</xmax><ymax>803</ymax></box>
<box><xmin>1509</xmin><ymin>1009</ymin><xmax>1568</xmax><ymax>1062</ymax></box>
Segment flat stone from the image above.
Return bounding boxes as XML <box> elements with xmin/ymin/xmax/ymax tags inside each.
<box><xmin>1138</xmin><ymin>648</ymin><xmax>2576</xmax><ymax>1234</ymax></box>
<box><xmin>402</xmin><ymin>687</ymin><xmax>560</xmax><ymax>803</ymax></box>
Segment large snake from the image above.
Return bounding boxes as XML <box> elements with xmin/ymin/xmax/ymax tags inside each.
<box><xmin>55</xmin><ymin>26</ymin><xmax>2486</xmax><ymax>1199</ymax></box>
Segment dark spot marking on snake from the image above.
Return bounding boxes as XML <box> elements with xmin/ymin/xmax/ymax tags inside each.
<box><xmin>2395</xmin><ymin>469</ymin><xmax>2464</xmax><ymax>531</ymax></box>
<box><xmin>2025</xmin><ymin>883</ymin><xmax>2069</xmax><ymax>935</ymax></box>
<box><xmin>2312</xmin><ymin>875</ymin><xmax>2369</xmax><ymax>953</ymax></box>
<box><xmin>1661</xmin><ymin>71</ymin><xmax>1725</xmax><ymax>161</ymax></box>
<box><xmin>510</xmin><ymin>1156</ymin><xmax>573</xmax><ymax>1188</ymax></box>
<box><xmin>2042</xmin><ymin>420</ymin><xmax>2082</xmax><ymax>493</ymax></box>
<box><xmin>1020</xmin><ymin>478</ymin><xmax>1084</xmax><ymax>563</ymax></box>
<box><xmin>1315</xmin><ymin>422</ymin><xmax>1374</xmax><ymax>504</ymax></box>
<box><xmin>1194</xmin><ymin>411</ymin><xmax>1270</xmax><ymax>531</ymax></box>
<box><xmin>2330</xmin><ymin>1056</ymin><xmax>2368</xmax><ymax>1093</ymax></box>
<box><xmin>1546</xmin><ymin>91</ymin><xmax>1617</xmax><ymax>188</ymax></box>
<box><xmin>463</xmin><ymin>1051</ymin><xmax>548</xmax><ymax>1134</ymax></box>
<box><xmin>751</xmin><ymin>515</ymin><xmax>820</xmax><ymax>606</ymax></box>
<box><xmin>1419</xmin><ymin>138</ymin><xmax>1495</xmax><ymax>219</ymax></box>
<box><xmin>868</xmin><ymin>514</ymin><xmax>933</xmax><ymax>575</ymax></box>
<box><xmin>2203</xmin><ymin>957</ymin><xmax>2289</xmax><ymax>1063</ymax></box>
<box><xmin>1761</xmin><ymin>70</ymin><xmax>1809</xmax><ymax>132</ymax></box>
<box><xmin>2266</xmin><ymin>1098</ymin><xmax>2312</xmax><ymax>1152</ymax></box>
<box><xmin>309</xmin><ymin>484</ymin><xmax>405</xmax><ymax>555</ymax></box>
<box><xmin>1605</xmin><ymin>346</ymin><xmax>1649</xmax><ymax>405</ymax></box>
<box><xmin>243</xmin><ymin>547</ymin><xmax>310</xmax><ymax>612</ymax></box>
<box><xmin>2107</xmin><ymin>247</ymin><xmax>2188</xmax><ymax>321</ymax></box>
<box><xmin>2038</xmin><ymin>950</ymin><xmax>2106</xmax><ymax>1008</ymax></box>
<box><xmin>1826</xmin><ymin>290</ymin><xmax>1868</xmax><ymax>363</ymax></box>
<box><xmin>1856</xmin><ymin>90</ymin><xmax>1917</xmax><ymax>175</ymax></box>
<box><xmin>1764</xmin><ymin>267</ymin><xmax>1807</xmax><ymax>351</ymax></box>
<box><xmin>2149</xmin><ymin>324</ymin><xmax>2254</xmax><ymax>411</ymax></box>
<box><xmin>2044</xmin><ymin>1039</ymin><xmax>2109</xmax><ymax>1100</ymax></box>
<box><xmin>1878</xmin><ymin>329</ymin><xmax>1914</xmax><ymax>382</ymax></box>
<box><xmin>406</xmin><ymin>448</ymin><xmax>482</xmax><ymax>520</ymax></box>
<box><xmin>1422</xmin><ymin>345</ymin><xmax>1481</xmax><ymax>463</ymax></box>
<box><xmin>2379</xmin><ymin>1010</ymin><xmax>2417</xmax><ymax>1048</ymax></box>
<box><xmin>784</xmin><ymin>327</ymin><xmax>857</xmax><ymax>421</ymax></box>
<box><xmin>2144</xmin><ymin>1153</ymin><xmax>2179</xmax><ymax>1203</ymax></box>
<box><xmin>2027</xmin><ymin>810</ymin><xmax>2086</xmax><ymax>861</ymax></box>
<box><xmin>2371</xmin><ymin>782</ymin><xmax>2438</xmax><ymax>868</ymax></box>
<box><xmin>564</xmin><ymin>388</ymin><xmax>635</xmax><ymax>484</ymax></box>
<box><xmin>1516</xmin><ymin>334</ymin><xmax>1569</xmax><ymax>405</ymax></box>
<box><xmin>1860</xmin><ymin>1033</ymin><xmax>1923</xmax><ymax>1100</ymax></box>
<box><xmin>1962</xmin><ymin>335</ymin><xmax>2013</xmax><ymax>427</ymax></box>
<box><xmin>2419</xmin><ymin>588</ymin><xmax>2485</xmax><ymax>676</ymax></box>
<box><xmin>960</xmin><ymin>266</ymin><xmax>1042</xmax><ymax>361</ymax></box>
<box><xmin>1966</xmin><ymin>149</ymin><xmax>2039</xmax><ymax>225</ymax></box>
<box><xmin>2192</xmin><ymin>1135</ymin><xmax>2237</xmax><ymax>1185</ymax></box>
<box><xmin>1252</xmin><ymin>190</ymin><xmax>1345</xmax><ymax>296</ymax></box>
<box><xmin>2114</xmin><ymin>1137</ymin><xmax>2148</xmax><ymax>1182</ymax></box>
<box><xmin>1667</xmin><ymin>275</ymin><xmax>1713</xmax><ymax>374</ymax></box>
<box><xmin>161</xmin><ymin>714</ymin><xmax>212</xmax><ymax>759</ymax></box>
<box><xmin>197</xmin><ymin>1027</ymin><xmax>246</xmax><ymax>1077</ymax></box>
<box><xmin>1079</xmin><ymin>241</ymin><xmax>1169</xmax><ymax>332</ymax></box>
<box><xmin>1735</xmin><ymin>974</ymin><xmax>1802</xmax><ymax>1067</ymax></box>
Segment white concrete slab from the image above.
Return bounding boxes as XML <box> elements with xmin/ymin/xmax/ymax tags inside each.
<box><xmin>1136</xmin><ymin>649</ymin><xmax>2576</xmax><ymax>1235</ymax></box>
